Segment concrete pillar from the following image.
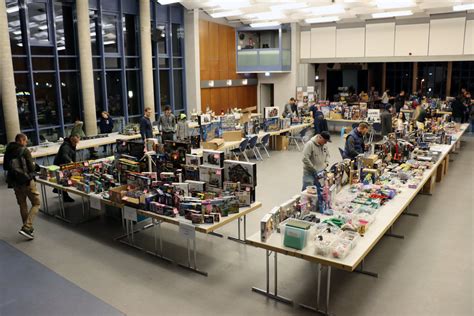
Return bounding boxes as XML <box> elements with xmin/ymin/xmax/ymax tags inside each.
<box><xmin>76</xmin><ymin>0</ymin><xmax>98</xmax><ymax>136</ymax></box>
<box><xmin>381</xmin><ymin>62</ymin><xmax>387</xmax><ymax>92</ymax></box>
<box><xmin>0</xmin><ymin>0</ymin><xmax>21</xmax><ymax>142</ymax></box>
<box><xmin>446</xmin><ymin>61</ymin><xmax>452</xmax><ymax>97</ymax></box>
<box><xmin>412</xmin><ymin>62</ymin><xmax>418</xmax><ymax>93</ymax></box>
<box><xmin>184</xmin><ymin>9</ymin><xmax>201</xmax><ymax>115</ymax></box>
<box><xmin>139</xmin><ymin>0</ymin><xmax>155</xmax><ymax>120</ymax></box>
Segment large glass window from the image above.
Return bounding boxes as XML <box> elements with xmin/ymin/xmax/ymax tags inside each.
<box><xmin>386</xmin><ymin>62</ymin><xmax>413</xmax><ymax>95</ymax></box>
<box><xmin>94</xmin><ymin>72</ymin><xmax>104</xmax><ymax>116</ymax></box>
<box><xmin>172</xmin><ymin>24</ymin><xmax>184</xmax><ymax>56</ymax></box>
<box><xmin>15</xmin><ymin>73</ymin><xmax>35</xmax><ymax>130</ymax></box>
<box><xmin>159</xmin><ymin>70</ymin><xmax>170</xmax><ymax>110</ymax></box>
<box><xmin>59</xmin><ymin>72</ymin><xmax>81</xmax><ymax>124</ymax></box>
<box><xmin>451</xmin><ymin>61</ymin><xmax>474</xmax><ymax>97</ymax></box>
<box><xmin>106</xmin><ymin>71</ymin><xmax>123</xmax><ymax>116</ymax></box>
<box><xmin>90</xmin><ymin>11</ymin><xmax>100</xmax><ymax>56</ymax></box>
<box><xmin>55</xmin><ymin>3</ymin><xmax>75</xmax><ymax>55</ymax></box>
<box><xmin>126</xmin><ymin>71</ymin><xmax>141</xmax><ymax>116</ymax></box>
<box><xmin>156</xmin><ymin>24</ymin><xmax>167</xmax><ymax>55</ymax></box>
<box><xmin>28</xmin><ymin>2</ymin><xmax>50</xmax><ymax>44</ymax></box>
<box><xmin>6</xmin><ymin>0</ymin><xmax>25</xmax><ymax>55</ymax></box>
<box><xmin>102</xmin><ymin>14</ymin><xmax>118</xmax><ymax>53</ymax></box>
<box><xmin>173</xmin><ymin>70</ymin><xmax>184</xmax><ymax>111</ymax></box>
<box><xmin>417</xmin><ymin>62</ymin><xmax>447</xmax><ymax>99</ymax></box>
<box><xmin>123</xmin><ymin>14</ymin><xmax>137</xmax><ymax>56</ymax></box>
<box><xmin>33</xmin><ymin>73</ymin><xmax>60</xmax><ymax>127</ymax></box>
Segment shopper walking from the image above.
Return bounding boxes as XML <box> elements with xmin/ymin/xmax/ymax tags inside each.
<box><xmin>140</xmin><ymin>107</ymin><xmax>153</xmax><ymax>140</ymax></box>
<box><xmin>53</xmin><ymin>134</ymin><xmax>80</xmax><ymax>203</ymax></box>
<box><xmin>343</xmin><ymin>122</ymin><xmax>369</xmax><ymax>159</ymax></box>
<box><xmin>4</xmin><ymin>134</ymin><xmax>41</xmax><ymax>240</ymax></box>
<box><xmin>158</xmin><ymin>105</ymin><xmax>177</xmax><ymax>143</ymax></box>
<box><xmin>301</xmin><ymin>131</ymin><xmax>331</xmax><ymax>190</ymax></box>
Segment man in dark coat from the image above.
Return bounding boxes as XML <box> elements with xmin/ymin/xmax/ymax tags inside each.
<box><xmin>3</xmin><ymin>133</ymin><xmax>40</xmax><ymax>240</ymax></box>
<box><xmin>140</xmin><ymin>106</ymin><xmax>153</xmax><ymax>140</ymax></box>
<box><xmin>343</xmin><ymin>122</ymin><xmax>369</xmax><ymax>160</ymax></box>
<box><xmin>380</xmin><ymin>104</ymin><xmax>393</xmax><ymax>136</ymax></box>
<box><xmin>53</xmin><ymin>134</ymin><xmax>80</xmax><ymax>202</ymax></box>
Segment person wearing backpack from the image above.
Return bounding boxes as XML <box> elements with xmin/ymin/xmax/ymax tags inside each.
<box><xmin>3</xmin><ymin>133</ymin><xmax>41</xmax><ymax>240</ymax></box>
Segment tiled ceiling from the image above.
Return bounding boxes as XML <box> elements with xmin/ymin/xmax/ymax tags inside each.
<box><xmin>175</xmin><ymin>0</ymin><xmax>474</xmax><ymax>26</ymax></box>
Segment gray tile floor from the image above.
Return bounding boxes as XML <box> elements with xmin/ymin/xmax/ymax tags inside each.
<box><xmin>0</xmin><ymin>133</ymin><xmax>472</xmax><ymax>316</ymax></box>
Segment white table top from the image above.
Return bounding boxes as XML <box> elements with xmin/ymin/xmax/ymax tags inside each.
<box><xmin>246</xmin><ymin>124</ymin><xmax>469</xmax><ymax>271</ymax></box>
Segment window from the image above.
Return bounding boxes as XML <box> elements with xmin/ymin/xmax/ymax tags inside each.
<box><xmin>90</xmin><ymin>11</ymin><xmax>100</xmax><ymax>56</ymax></box>
<box><xmin>59</xmin><ymin>72</ymin><xmax>81</xmax><ymax>124</ymax></box>
<box><xmin>28</xmin><ymin>2</ymin><xmax>50</xmax><ymax>45</ymax></box>
<box><xmin>451</xmin><ymin>61</ymin><xmax>474</xmax><ymax>97</ymax></box>
<box><xmin>173</xmin><ymin>70</ymin><xmax>183</xmax><ymax>111</ymax></box>
<box><xmin>33</xmin><ymin>73</ymin><xmax>60</xmax><ymax>127</ymax></box>
<box><xmin>123</xmin><ymin>15</ymin><xmax>137</xmax><ymax>56</ymax></box>
<box><xmin>94</xmin><ymin>72</ymin><xmax>104</xmax><ymax>115</ymax></box>
<box><xmin>102</xmin><ymin>14</ymin><xmax>118</xmax><ymax>53</ymax></box>
<box><xmin>156</xmin><ymin>24</ymin><xmax>167</xmax><ymax>55</ymax></box>
<box><xmin>126</xmin><ymin>71</ymin><xmax>141</xmax><ymax>116</ymax></box>
<box><xmin>386</xmin><ymin>62</ymin><xmax>413</xmax><ymax>95</ymax></box>
<box><xmin>106</xmin><ymin>71</ymin><xmax>123</xmax><ymax>116</ymax></box>
<box><xmin>172</xmin><ymin>24</ymin><xmax>184</xmax><ymax>56</ymax></box>
<box><xmin>15</xmin><ymin>73</ymin><xmax>35</xmax><ymax>130</ymax></box>
<box><xmin>417</xmin><ymin>62</ymin><xmax>447</xmax><ymax>98</ymax></box>
<box><xmin>159</xmin><ymin>70</ymin><xmax>170</xmax><ymax>110</ymax></box>
<box><xmin>55</xmin><ymin>3</ymin><xmax>76</xmax><ymax>55</ymax></box>
<box><xmin>6</xmin><ymin>0</ymin><xmax>25</xmax><ymax>55</ymax></box>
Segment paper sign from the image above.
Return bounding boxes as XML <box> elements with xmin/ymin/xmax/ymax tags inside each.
<box><xmin>367</xmin><ymin>109</ymin><xmax>381</xmax><ymax>123</ymax></box>
<box><xmin>179</xmin><ymin>222</ymin><xmax>196</xmax><ymax>240</ymax></box>
<box><xmin>307</xmin><ymin>86</ymin><xmax>315</xmax><ymax>93</ymax></box>
<box><xmin>123</xmin><ymin>206</ymin><xmax>137</xmax><ymax>221</ymax></box>
<box><xmin>296</xmin><ymin>87</ymin><xmax>303</xmax><ymax>92</ymax></box>
<box><xmin>89</xmin><ymin>194</ymin><xmax>102</xmax><ymax>210</ymax></box>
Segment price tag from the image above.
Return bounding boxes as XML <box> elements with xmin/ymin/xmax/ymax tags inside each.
<box><xmin>216</xmin><ymin>169</ymin><xmax>222</xmax><ymax>175</ymax></box>
<box><xmin>123</xmin><ymin>206</ymin><xmax>137</xmax><ymax>221</ymax></box>
<box><xmin>179</xmin><ymin>222</ymin><xmax>196</xmax><ymax>240</ymax></box>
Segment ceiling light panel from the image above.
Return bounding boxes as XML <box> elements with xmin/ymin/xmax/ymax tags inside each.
<box><xmin>305</xmin><ymin>16</ymin><xmax>340</xmax><ymax>24</ymax></box>
<box><xmin>210</xmin><ymin>10</ymin><xmax>243</xmax><ymax>18</ymax></box>
<box><xmin>250</xmin><ymin>21</ymin><xmax>281</xmax><ymax>28</ymax></box>
<box><xmin>453</xmin><ymin>3</ymin><xmax>474</xmax><ymax>11</ymax></box>
<box><xmin>372</xmin><ymin>10</ymin><xmax>413</xmax><ymax>18</ymax></box>
<box><xmin>308</xmin><ymin>4</ymin><xmax>345</xmax><ymax>16</ymax></box>
<box><xmin>375</xmin><ymin>0</ymin><xmax>415</xmax><ymax>10</ymax></box>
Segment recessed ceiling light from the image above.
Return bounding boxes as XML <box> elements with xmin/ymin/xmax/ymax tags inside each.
<box><xmin>250</xmin><ymin>21</ymin><xmax>281</xmax><ymax>28</ymax></box>
<box><xmin>305</xmin><ymin>16</ymin><xmax>340</xmax><ymax>24</ymax></box>
<box><xmin>246</xmin><ymin>12</ymin><xmax>286</xmax><ymax>20</ymax></box>
<box><xmin>375</xmin><ymin>0</ymin><xmax>415</xmax><ymax>10</ymax></box>
<box><xmin>210</xmin><ymin>10</ymin><xmax>243</xmax><ymax>18</ymax></box>
<box><xmin>157</xmin><ymin>0</ymin><xmax>182</xmax><ymax>5</ymax></box>
<box><xmin>372</xmin><ymin>10</ymin><xmax>413</xmax><ymax>18</ymax></box>
<box><xmin>271</xmin><ymin>3</ymin><xmax>308</xmax><ymax>11</ymax></box>
<box><xmin>265</xmin><ymin>72</ymin><xmax>270</xmax><ymax>77</ymax></box>
<box><xmin>453</xmin><ymin>3</ymin><xmax>474</xmax><ymax>11</ymax></box>
<box><xmin>206</xmin><ymin>0</ymin><xmax>250</xmax><ymax>10</ymax></box>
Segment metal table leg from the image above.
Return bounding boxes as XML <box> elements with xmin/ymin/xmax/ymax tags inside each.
<box><xmin>228</xmin><ymin>215</ymin><xmax>248</xmax><ymax>244</ymax></box>
<box><xmin>177</xmin><ymin>238</ymin><xmax>208</xmax><ymax>276</ymax></box>
<box><xmin>146</xmin><ymin>219</ymin><xmax>172</xmax><ymax>263</ymax></box>
<box><xmin>252</xmin><ymin>250</ymin><xmax>293</xmax><ymax>305</ymax></box>
<box><xmin>402</xmin><ymin>205</ymin><xmax>419</xmax><ymax>217</ymax></box>
<box><xmin>384</xmin><ymin>225</ymin><xmax>405</xmax><ymax>239</ymax></box>
<box><xmin>355</xmin><ymin>259</ymin><xmax>378</xmax><ymax>278</ymax></box>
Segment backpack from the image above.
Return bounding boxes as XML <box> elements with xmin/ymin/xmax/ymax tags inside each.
<box><xmin>7</xmin><ymin>148</ymin><xmax>32</xmax><ymax>186</ymax></box>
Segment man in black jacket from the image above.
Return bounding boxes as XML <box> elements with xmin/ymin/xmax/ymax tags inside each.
<box><xmin>343</xmin><ymin>122</ymin><xmax>369</xmax><ymax>159</ymax></box>
<box><xmin>140</xmin><ymin>106</ymin><xmax>153</xmax><ymax>140</ymax></box>
<box><xmin>4</xmin><ymin>133</ymin><xmax>41</xmax><ymax>240</ymax></box>
<box><xmin>53</xmin><ymin>134</ymin><xmax>80</xmax><ymax>202</ymax></box>
<box><xmin>380</xmin><ymin>104</ymin><xmax>393</xmax><ymax>136</ymax></box>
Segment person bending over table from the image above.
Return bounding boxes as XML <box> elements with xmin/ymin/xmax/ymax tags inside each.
<box><xmin>283</xmin><ymin>97</ymin><xmax>297</xmax><ymax>118</ymax></box>
<box><xmin>302</xmin><ymin>131</ymin><xmax>331</xmax><ymax>191</ymax></box>
<box><xmin>158</xmin><ymin>105</ymin><xmax>177</xmax><ymax>142</ymax></box>
<box><xmin>53</xmin><ymin>134</ymin><xmax>80</xmax><ymax>203</ymax></box>
<box><xmin>343</xmin><ymin>122</ymin><xmax>369</xmax><ymax>160</ymax></box>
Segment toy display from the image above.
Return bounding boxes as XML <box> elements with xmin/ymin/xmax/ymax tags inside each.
<box><xmin>202</xmin><ymin>150</ymin><xmax>224</xmax><ymax>167</ymax></box>
<box><xmin>264</xmin><ymin>107</ymin><xmax>280</xmax><ymax>119</ymax></box>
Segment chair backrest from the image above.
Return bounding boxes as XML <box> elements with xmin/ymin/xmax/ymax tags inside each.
<box><xmin>239</xmin><ymin>138</ymin><xmax>249</xmax><ymax>151</ymax></box>
<box><xmin>299</xmin><ymin>127</ymin><xmax>309</xmax><ymax>138</ymax></box>
<box><xmin>372</xmin><ymin>122</ymin><xmax>382</xmax><ymax>132</ymax></box>
<box><xmin>248</xmin><ymin>135</ymin><xmax>258</xmax><ymax>148</ymax></box>
<box><xmin>260</xmin><ymin>133</ymin><xmax>270</xmax><ymax>146</ymax></box>
<box><xmin>338</xmin><ymin>147</ymin><xmax>345</xmax><ymax>159</ymax></box>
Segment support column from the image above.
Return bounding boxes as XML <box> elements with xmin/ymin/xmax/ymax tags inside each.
<box><xmin>184</xmin><ymin>9</ymin><xmax>201</xmax><ymax>114</ymax></box>
<box><xmin>77</xmin><ymin>0</ymin><xmax>98</xmax><ymax>136</ymax></box>
<box><xmin>412</xmin><ymin>62</ymin><xmax>418</xmax><ymax>93</ymax></box>
<box><xmin>446</xmin><ymin>61</ymin><xmax>452</xmax><ymax>97</ymax></box>
<box><xmin>139</xmin><ymin>0</ymin><xmax>155</xmax><ymax>120</ymax></box>
<box><xmin>0</xmin><ymin>0</ymin><xmax>21</xmax><ymax>142</ymax></box>
<box><xmin>381</xmin><ymin>62</ymin><xmax>387</xmax><ymax>92</ymax></box>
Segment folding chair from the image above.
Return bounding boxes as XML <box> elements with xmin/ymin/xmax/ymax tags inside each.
<box><xmin>230</xmin><ymin>138</ymin><xmax>250</xmax><ymax>162</ymax></box>
<box><xmin>246</xmin><ymin>135</ymin><xmax>262</xmax><ymax>160</ymax></box>
<box><xmin>288</xmin><ymin>127</ymin><xmax>309</xmax><ymax>151</ymax></box>
<box><xmin>256</xmin><ymin>133</ymin><xmax>271</xmax><ymax>158</ymax></box>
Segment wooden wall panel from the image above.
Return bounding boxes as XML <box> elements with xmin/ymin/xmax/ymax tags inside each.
<box><xmin>199</xmin><ymin>20</ymin><xmax>257</xmax><ymax>112</ymax></box>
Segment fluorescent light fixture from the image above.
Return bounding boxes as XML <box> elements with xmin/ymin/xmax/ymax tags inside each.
<box><xmin>271</xmin><ymin>3</ymin><xmax>308</xmax><ymax>11</ymax></box>
<box><xmin>247</xmin><ymin>12</ymin><xmax>286</xmax><ymax>20</ymax></box>
<box><xmin>13</xmin><ymin>30</ymin><xmax>21</xmax><ymax>35</ymax></box>
<box><xmin>242</xmin><ymin>79</ymin><xmax>248</xmax><ymax>85</ymax></box>
<box><xmin>57</xmin><ymin>46</ymin><xmax>66</xmax><ymax>50</ymax></box>
<box><xmin>206</xmin><ymin>0</ymin><xmax>250</xmax><ymax>10</ymax></box>
<box><xmin>376</xmin><ymin>0</ymin><xmax>414</xmax><ymax>9</ymax></box>
<box><xmin>250</xmin><ymin>21</ymin><xmax>281</xmax><ymax>28</ymax></box>
<box><xmin>305</xmin><ymin>16</ymin><xmax>340</xmax><ymax>24</ymax></box>
<box><xmin>103</xmin><ymin>40</ymin><xmax>116</xmax><ymax>45</ymax></box>
<box><xmin>6</xmin><ymin>5</ymin><xmax>19</xmax><ymax>14</ymax></box>
<box><xmin>38</xmin><ymin>25</ymin><xmax>48</xmax><ymax>30</ymax></box>
<box><xmin>265</xmin><ymin>72</ymin><xmax>270</xmax><ymax>77</ymax></box>
<box><xmin>157</xmin><ymin>0</ymin><xmax>182</xmax><ymax>5</ymax></box>
<box><xmin>208</xmin><ymin>80</ymin><xmax>214</xmax><ymax>87</ymax></box>
<box><xmin>226</xmin><ymin>80</ymin><xmax>232</xmax><ymax>86</ymax></box>
<box><xmin>308</xmin><ymin>4</ymin><xmax>344</xmax><ymax>15</ymax></box>
<box><xmin>210</xmin><ymin>10</ymin><xmax>243</xmax><ymax>18</ymax></box>
<box><xmin>128</xmin><ymin>90</ymin><xmax>134</xmax><ymax>98</ymax></box>
<box><xmin>453</xmin><ymin>3</ymin><xmax>474</xmax><ymax>11</ymax></box>
<box><xmin>372</xmin><ymin>10</ymin><xmax>412</xmax><ymax>18</ymax></box>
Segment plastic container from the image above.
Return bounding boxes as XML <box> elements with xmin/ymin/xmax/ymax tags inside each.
<box><xmin>331</xmin><ymin>239</ymin><xmax>352</xmax><ymax>259</ymax></box>
<box><xmin>279</xmin><ymin>218</ymin><xmax>316</xmax><ymax>250</ymax></box>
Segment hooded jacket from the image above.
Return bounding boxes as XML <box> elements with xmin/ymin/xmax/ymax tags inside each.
<box><xmin>53</xmin><ymin>138</ymin><xmax>77</xmax><ymax>166</ymax></box>
<box><xmin>344</xmin><ymin>128</ymin><xmax>365</xmax><ymax>159</ymax></box>
<box><xmin>4</xmin><ymin>142</ymin><xmax>36</xmax><ymax>187</ymax></box>
<box><xmin>302</xmin><ymin>135</ymin><xmax>329</xmax><ymax>174</ymax></box>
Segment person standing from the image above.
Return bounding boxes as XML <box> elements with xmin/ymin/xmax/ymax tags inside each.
<box><xmin>302</xmin><ymin>131</ymin><xmax>331</xmax><ymax>190</ymax></box>
<box><xmin>380</xmin><ymin>104</ymin><xmax>393</xmax><ymax>136</ymax></box>
<box><xmin>53</xmin><ymin>134</ymin><xmax>80</xmax><ymax>203</ymax></box>
<box><xmin>394</xmin><ymin>90</ymin><xmax>406</xmax><ymax>113</ymax></box>
<box><xmin>140</xmin><ymin>107</ymin><xmax>153</xmax><ymax>140</ymax></box>
<box><xmin>283</xmin><ymin>97</ymin><xmax>297</xmax><ymax>118</ymax></box>
<box><xmin>343</xmin><ymin>122</ymin><xmax>369</xmax><ymax>159</ymax></box>
<box><xmin>4</xmin><ymin>134</ymin><xmax>41</xmax><ymax>240</ymax></box>
<box><xmin>158</xmin><ymin>105</ymin><xmax>177</xmax><ymax>143</ymax></box>
<box><xmin>381</xmin><ymin>89</ymin><xmax>390</xmax><ymax>106</ymax></box>
<box><xmin>309</xmin><ymin>104</ymin><xmax>328</xmax><ymax>134</ymax></box>
<box><xmin>99</xmin><ymin>111</ymin><xmax>114</xmax><ymax>134</ymax></box>
<box><xmin>412</xmin><ymin>104</ymin><xmax>427</xmax><ymax>130</ymax></box>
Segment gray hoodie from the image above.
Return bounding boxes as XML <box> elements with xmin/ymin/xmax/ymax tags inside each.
<box><xmin>302</xmin><ymin>135</ymin><xmax>329</xmax><ymax>174</ymax></box>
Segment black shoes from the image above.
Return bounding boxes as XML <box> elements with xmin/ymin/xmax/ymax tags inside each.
<box><xmin>53</xmin><ymin>188</ymin><xmax>58</xmax><ymax>194</ymax></box>
<box><xmin>19</xmin><ymin>227</ymin><xmax>34</xmax><ymax>240</ymax></box>
<box><xmin>63</xmin><ymin>194</ymin><xmax>75</xmax><ymax>203</ymax></box>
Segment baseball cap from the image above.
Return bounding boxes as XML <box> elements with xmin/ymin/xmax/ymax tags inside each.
<box><xmin>320</xmin><ymin>131</ymin><xmax>331</xmax><ymax>142</ymax></box>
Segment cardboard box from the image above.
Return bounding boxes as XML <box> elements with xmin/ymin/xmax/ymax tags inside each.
<box><xmin>223</xmin><ymin>130</ymin><xmax>243</xmax><ymax>142</ymax></box>
<box><xmin>329</xmin><ymin>111</ymin><xmax>343</xmax><ymax>120</ymax></box>
<box><xmin>362</xmin><ymin>154</ymin><xmax>379</xmax><ymax>168</ymax></box>
<box><xmin>108</xmin><ymin>185</ymin><xmax>129</xmax><ymax>204</ymax></box>
<box><xmin>239</xmin><ymin>112</ymin><xmax>251</xmax><ymax>124</ymax></box>
<box><xmin>202</xmin><ymin>138</ymin><xmax>224</xmax><ymax>150</ymax></box>
<box><xmin>272</xmin><ymin>135</ymin><xmax>289</xmax><ymax>151</ymax></box>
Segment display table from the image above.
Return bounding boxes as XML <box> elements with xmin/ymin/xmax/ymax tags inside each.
<box><xmin>325</xmin><ymin>118</ymin><xmax>363</xmax><ymax>132</ymax></box>
<box><xmin>245</xmin><ymin>124</ymin><xmax>468</xmax><ymax>314</ymax></box>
